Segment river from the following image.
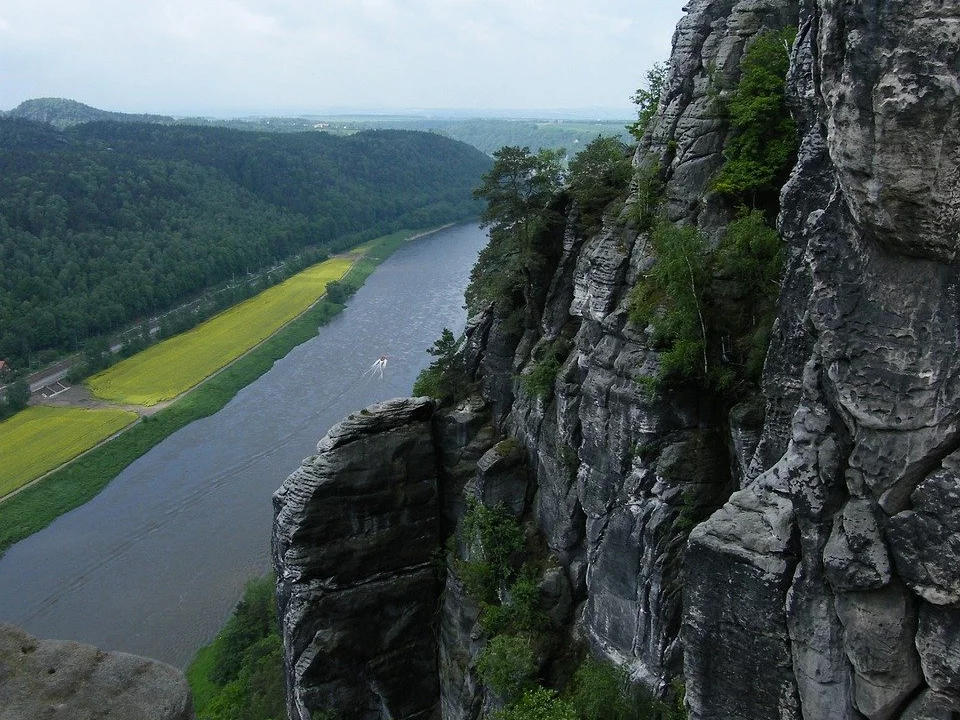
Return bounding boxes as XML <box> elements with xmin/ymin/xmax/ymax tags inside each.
<box><xmin>0</xmin><ymin>223</ymin><xmax>488</xmax><ymax>668</ymax></box>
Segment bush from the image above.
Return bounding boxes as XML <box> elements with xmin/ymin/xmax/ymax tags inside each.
<box><xmin>495</xmin><ymin>687</ymin><xmax>577</xmax><ymax>720</ymax></box>
<box><xmin>629</xmin><ymin>222</ymin><xmax>710</xmax><ymax>383</ymax></box>
<box><xmin>479</xmin><ymin>569</ymin><xmax>547</xmax><ymax>637</ymax></box>
<box><xmin>476</xmin><ymin>634</ymin><xmax>538</xmax><ymax>703</ymax></box>
<box><xmin>712</xmin><ymin>28</ymin><xmax>798</xmax><ymax>209</ymax></box>
<box><xmin>211</xmin><ymin>576</ymin><xmax>278</xmax><ymax>685</ymax></box>
<box><xmin>565</xmin><ymin>658</ymin><xmax>687</xmax><ymax>720</ymax></box>
<box><xmin>188</xmin><ymin>574</ymin><xmax>286</xmax><ymax>720</ymax></box>
<box><xmin>567</xmin><ymin>136</ymin><xmax>633</xmax><ymax>235</ymax></box>
<box><xmin>457</xmin><ymin>499</ymin><xmax>525</xmax><ymax>603</ymax></box>
<box><xmin>628</xmin><ymin>62</ymin><xmax>669</xmax><ymax>142</ymax></box>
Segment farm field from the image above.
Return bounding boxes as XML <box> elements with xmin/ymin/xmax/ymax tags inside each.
<box><xmin>0</xmin><ymin>406</ymin><xmax>138</xmax><ymax>498</ymax></box>
<box><xmin>87</xmin><ymin>255</ymin><xmax>354</xmax><ymax>406</ymax></box>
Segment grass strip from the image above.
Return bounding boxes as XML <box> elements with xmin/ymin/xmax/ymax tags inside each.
<box><xmin>0</xmin><ymin>229</ymin><xmax>420</xmax><ymax>556</ymax></box>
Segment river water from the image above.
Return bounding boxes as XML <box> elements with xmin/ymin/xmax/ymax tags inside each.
<box><xmin>0</xmin><ymin>223</ymin><xmax>488</xmax><ymax>668</ymax></box>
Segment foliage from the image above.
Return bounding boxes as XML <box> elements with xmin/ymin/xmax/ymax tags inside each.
<box><xmin>476</xmin><ymin>634</ymin><xmax>538</xmax><ymax>703</ymax></box>
<box><xmin>494</xmin><ymin>687</ymin><xmax>578</xmax><ymax>720</ymax></box>
<box><xmin>712</xmin><ymin>28</ymin><xmax>798</xmax><ymax>209</ymax></box>
<box><xmin>0</xmin><ymin>231</ymin><xmax>406</xmax><ymax>555</ymax></box>
<box><xmin>712</xmin><ymin>210</ymin><xmax>783</xmax><ymax>380</ymax></box>
<box><xmin>629</xmin><ymin>211</ymin><xmax>784</xmax><ymax>390</ymax></box>
<box><xmin>521</xmin><ymin>337</ymin><xmax>573</xmax><ymax>401</ymax></box>
<box><xmin>86</xmin><ymin>255</ymin><xmax>354</xmax><ymax>405</ymax></box>
<box><xmin>631</xmin><ymin>162</ymin><xmax>664</xmax><ymax>232</ymax></box>
<box><xmin>0</xmin><ymin>406</ymin><xmax>138</xmax><ymax>498</ymax></box>
<box><xmin>567</xmin><ymin>136</ymin><xmax>633</xmax><ymax>234</ymax></box>
<box><xmin>458</xmin><ymin>499</ymin><xmax>526</xmax><ymax>603</ymax></box>
<box><xmin>412</xmin><ymin>327</ymin><xmax>467</xmax><ymax>400</ymax></box>
<box><xmin>187</xmin><ymin>575</ymin><xmax>286</xmax><ymax>720</ymax></box>
<box><xmin>480</xmin><ymin>569</ymin><xmax>547</xmax><ymax>637</ymax></box>
<box><xmin>565</xmin><ymin>658</ymin><xmax>688</xmax><ymax>720</ymax></box>
<box><xmin>628</xmin><ymin>62</ymin><xmax>669</xmax><ymax>141</ymax></box>
<box><xmin>522</xmin><ymin>356</ymin><xmax>562</xmax><ymax>401</ymax></box>
<box><xmin>0</xmin><ymin>117</ymin><xmax>490</xmax><ymax>365</ymax></box>
<box><xmin>466</xmin><ymin>146</ymin><xmax>565</xmax><ymax>316</ymax></box>
<box><xmin>567</xmin><ymin>659</ymin><xmax>637</xmax><ymax>720</ymax></box>
<box><xmin>630</xmin><ymin>222</ymin><xmax>710</xmax><ymax>383</ymax></box>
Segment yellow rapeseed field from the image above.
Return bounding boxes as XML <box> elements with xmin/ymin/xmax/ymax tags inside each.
<box><xmin>87</xmin><ymin>256</ymin><xmax>353</xmax><ymax>406</ymax></box>
<box><xmin>0</xmin><ymin>405</ymin><xmax>138</xmax><ymax>498</ymax></box>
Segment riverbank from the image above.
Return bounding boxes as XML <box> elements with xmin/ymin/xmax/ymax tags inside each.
<box><xmin>0</xmin><ymin>228</ymin><xmax>441</xmax><ymax>556</ymax></box>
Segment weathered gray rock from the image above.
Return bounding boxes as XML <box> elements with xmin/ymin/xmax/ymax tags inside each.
<box><xmin>835</xmin><ymin>583</ymin><xmax>923</xmax><ymax>719</ymax></box>
<box><xmin>888</xmin><ymin>461</ymin><xmax>960</xmax><ymax>606</ymax></box>
<box><xmin>272</xmin><ymin>397</ymin><xmax>440</xmax><ymax>720</ymax></box>
<box><xmin>683</xmin><ymin>465</ymin><xmax>800</xmax><ymax>719</ymax></box>
<box><xmin>823</xmin><ymin>498</ymin><xmax>892</xmax><ymax>593</ymax></box>
<box><xmin>0</xmin><ymin>623</ymin><xmax>194</xmax><ymax>720</ymax></box>
<box><xmin>916</xmin><ymin>603</ymin><xmax>960</xmax><ymax>706</ymax></box>
<box><xmin>474</xmin><ymin>439</ymin><xmax>529</xmax><ymax>518</ymax></box>
<box><xmin>900</xmin><ymin>690</ymin><xmax>958</xmax><ymax>720</ymax></box>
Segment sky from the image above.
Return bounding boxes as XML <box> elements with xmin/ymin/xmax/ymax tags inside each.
<box><xmin>0</xmin><ymin>0</ymin><xmax>688</xmax><ymax>118</ymax></box>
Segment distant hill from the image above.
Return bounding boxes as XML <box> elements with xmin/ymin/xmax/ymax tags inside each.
<box><xmin>6</xmin><ymin>98</ymin><xmax>174</xmax><ymax>129</ymax></box>
<box><xmin>0</xmin><ymin>117</ymin><xmax>490</xmax><ymax>364</ymax></box>
<box><xmin>181</xmin><ymin>115</ymin><xmax>633</xmax><ymax>156</ymax></box>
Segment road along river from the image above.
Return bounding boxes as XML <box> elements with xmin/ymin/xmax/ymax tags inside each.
<box><xmin>0</xmin><ymin>223</ymin><xmax>488</xmax><ymax>668</ymax></box>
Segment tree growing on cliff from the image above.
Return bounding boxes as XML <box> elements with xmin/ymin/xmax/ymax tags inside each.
<box><xmin>567</xmin><ymin>135</ymin><xmax>633</xmax><ymax>234</ymax></box>
<box><xmin>712</xmin><ymin>28</ymin><xmax>798</xmax><ymax>210</ymax></box>
<box><xmin>466</xmin><ymin>146</ymin><xmax>565</xmax><ymax>316</ymax></box>
<box><xmin>628</xmin><ymin>62</ymin><xmax>669</xmax><ymax>142</ymax></box>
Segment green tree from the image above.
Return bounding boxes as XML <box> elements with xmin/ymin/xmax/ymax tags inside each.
<box><xmin>630</xmin><ymin>222</ymin><xmax>710</xmax><ymax>383</ymax></box>
<box><xmin>712</xmin><ymin>28</ymin><xmax>797</xmax><ymax>209</ymax></box>
<box><xmin>476</xmin><ymin>634</ymin><xmax>538</xmax><ymax>704</ymax></box>
<box><xmin>412</xmin><ymin>327</ymin><xmax>466</xmax><ymax>400</ymax></box>
<box><xmin>4</xmin><ymin>379</ymin><xmax>30</xmax><ymax>412</ymax></box>
<box><xmin>567</xmin><ymin>136</ymin><xmax>633</xmax><ymax>234</ymax></box>
<box><xmin>466</xmin><ymin>146</ymin><xmax>565</xmax><ymax>315</ymax></box>
<box><xmin>494</xmin><ymin>687</ymin><xmax>577</xmax><ymax>720</ymax></box>
<box><xmin>628</xmin><ymin>62</ymin><xmax>669</xmax><ymax>141</ymax></box>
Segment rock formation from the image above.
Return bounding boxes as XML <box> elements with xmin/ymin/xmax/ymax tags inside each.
<box><xmin>273</xmin><ymin>0</ymin><xmax>960</xmax><ymax>718</ymax></box>
<box><xmin>272</xmin><ymin>397</ymin><xmax>443</xmax><ymax>720</ymax></box>
<box><xmin>0</xmin><ymin>623</ymin><xmax>194</xmax><ymax>720</ymax></box>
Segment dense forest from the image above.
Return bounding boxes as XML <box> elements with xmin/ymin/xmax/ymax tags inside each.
<box><xmin>0</xmin><ymin>117</ymin><xmax>490</xmax><ymax>366</ymax></box>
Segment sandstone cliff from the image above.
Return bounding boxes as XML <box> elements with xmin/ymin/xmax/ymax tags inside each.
<box><xmin>272</xmin><ymin>0</ymin><xmax>960</xmax><ymax>718</ymax></box>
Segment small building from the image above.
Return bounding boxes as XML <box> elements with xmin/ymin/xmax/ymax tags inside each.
<box><xmin>0</xmin><ymin>360</ymin><xmax>9</xmax><ymax>375</ymax></box>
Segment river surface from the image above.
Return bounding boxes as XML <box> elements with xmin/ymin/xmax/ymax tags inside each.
<box><xmin>0</xmin><ymin>223</ymin><xmax>488</xmax><ymax>668</ymax></box>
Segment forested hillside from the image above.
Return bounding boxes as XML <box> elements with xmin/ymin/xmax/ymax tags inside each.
<box><xmin>0</xmin><ymin>118</ymin><xmax>490</xmax><ymax>365</ymax></box>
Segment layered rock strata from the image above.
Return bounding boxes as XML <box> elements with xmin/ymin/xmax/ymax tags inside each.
<box><xmin>0</xmin><ymin>623</ymin><xmax>194</xmax><ymax>720</ymax></box>
<box><xmin>273</xmin><ymin>1</ymin><xmax>960</xmax><ymax>718</ymax></box>
<box><xmin>684</xmin><ymin>1</ymin><xmax>960</xmax><ymax>718</ymax></box>
<box><xmin>273</xmin><ymin>397</ymin><xmax>441</xmax><ymax>720</ymax></box>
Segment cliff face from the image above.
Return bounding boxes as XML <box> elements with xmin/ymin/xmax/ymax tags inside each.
<box><xmin>685</xmin><ymin>1</ymin><xmax>960</xmax><ymax>718</ymax></box>
<box><xmin>272</xmin><ymin>398</ymin><xmax>442</xmax><ymax>720</ymax></box>
<box><xmin>272</xmin><ymin>0</ymin><xmax>960</xmax><ymax>718</ymax></box>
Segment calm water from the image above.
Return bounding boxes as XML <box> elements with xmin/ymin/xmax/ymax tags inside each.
<box><xmin>0</xmin><ymin>223</ymin><xmax>487</xmax><ymax>668</ymax></box>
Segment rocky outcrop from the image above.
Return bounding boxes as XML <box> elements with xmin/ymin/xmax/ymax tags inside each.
<box><xmin>0</xmin><ymin>623</ymin><xmax>194</xmax><ymax>720</ymax></box>
<box><xmin>273</xmin><ymin>1</ymin><xmax>960</xmax><ymax>718</ymax></box>
<box><xmin>272</xmin><ymin>397</ymin><xmax>441</xmax><ymax>720</ymax></box>
<box><xmin>684</xmin><ymin>0</ymin><xmax>960</xmax><ymax>718</ymax></box>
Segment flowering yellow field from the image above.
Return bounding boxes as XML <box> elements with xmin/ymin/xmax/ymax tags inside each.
<box><xmin>0</xmin><ymin>405</ymin><xmax>138</xmax><ymax>498</ymax></box>
<box><xmin>88</xmin><ymin>256</ymin><xmax>353</xmax><ymax>406</ymax></box>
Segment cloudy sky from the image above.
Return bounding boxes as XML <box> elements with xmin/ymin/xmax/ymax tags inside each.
<box><xmin>0</xmin><ymin>0</ymin><xmax>687</xmax><ymax>117</ymax></box>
